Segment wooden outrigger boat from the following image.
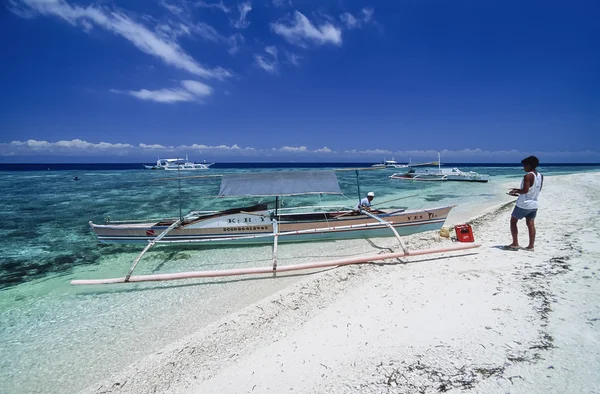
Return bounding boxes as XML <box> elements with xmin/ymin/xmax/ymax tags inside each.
<box><xmin>72</xmin><ymin>170</ymin><xmax>478</xmax><ymax>286</ymax></box>
<box><xmin>90</xmin><ymin>171</ymin><xmax>452</xmax><ymax>245</ymax></box>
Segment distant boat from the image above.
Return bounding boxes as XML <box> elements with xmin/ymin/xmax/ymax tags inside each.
<box><xmin>390</xmin><ymin>153</ymin><xmax>489</xmax><ymax>183</ymax></box>
<box><xmin>372</xmin><ymin>158</ymin><xmax>409</xmax><ymax>169</ymax></box>
<box><xmin>144</xmin><ymin>155</ymin><xmax>213</xmax><ymax>170</ymax></box>
<box><xmin>372</xmin><ymin>158</ymin><xmax>439</xmax><ymax>169</ymax></box>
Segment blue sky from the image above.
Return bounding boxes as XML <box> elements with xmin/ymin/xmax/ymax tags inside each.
<box><xmin>1</xmin><ymin>0</ymin><xmax>598</xmax><ymax>162</ymax></box>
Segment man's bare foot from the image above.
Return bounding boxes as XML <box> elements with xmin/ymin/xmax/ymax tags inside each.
<box><xmin>524</xmin><ymin>246</ymin><xmax>535</xmax><ymax>252</ymax></box>
<box><xmin>503</xmin><ymin>244</ymin><xmax>520</xmax><ymax>250</ymax></box>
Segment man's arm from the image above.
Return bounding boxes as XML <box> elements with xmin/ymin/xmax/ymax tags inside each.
<box><xmin>510</xmin><ymin>173</ymin><xmax>534</xmax><ymax>195</ymax></box>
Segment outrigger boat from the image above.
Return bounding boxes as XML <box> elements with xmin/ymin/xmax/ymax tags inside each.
<box><xmin>90</xmin><ymin>171</ymin><xmax>453</xmax><ymax>245</ymax></box>
<box><xmin>390</xmin><ymin>167</ymin><xmax>490</xmax><ymax>183</ymax></box>
<box><xmin>72</xmin><ymin>170</ymin><xmax>478</xmax><ymax>286</ymax></box>
<box><xmin>390</xmin><ymin>153</ymin><xmax>490</xmax><ymax>183</ymax></box>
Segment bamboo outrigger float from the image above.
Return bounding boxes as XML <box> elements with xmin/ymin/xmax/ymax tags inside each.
<box><xmin>71</xmin><ymin>170</ymin><xmax>476</xmax><ymax>286</ymax></box>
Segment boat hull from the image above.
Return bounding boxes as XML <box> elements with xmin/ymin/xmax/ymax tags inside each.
<box><xmin>90</xmin><ymin>206</ymin><xmax>453</xmax><ymax>246</ymax></box>
<box><xmin>390</xmin><ymin>175</ymin><xmax>489</xmax><ymax>183</ymax></box>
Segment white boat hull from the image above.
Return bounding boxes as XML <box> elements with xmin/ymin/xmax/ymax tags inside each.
<box><xmin>90</xmin><ymin>206</ymin><xmax>453</xmax><ymax>245</ymax></box>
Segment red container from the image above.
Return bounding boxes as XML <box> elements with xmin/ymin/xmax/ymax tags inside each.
<box><xmin>454</xmin><ymin>224</ymin><xmax>475</xmax><ymax>242</ymax></box>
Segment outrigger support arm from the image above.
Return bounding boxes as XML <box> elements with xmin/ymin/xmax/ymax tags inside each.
<box><xmin>361</xmin><ymin>209</ymin><xmax>408</xmax><ymax>254</ymax></box>
<box><xmin>272</xmin><ymin>219</ymin><xmax>279</xmax><ymax>277</ymax></box>
<box><xmin>124</xmin><ymin>217</ymin><xmax>184</xmax><ymax>282</ymax></box>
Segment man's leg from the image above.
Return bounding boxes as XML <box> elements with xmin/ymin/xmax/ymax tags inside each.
<box><xmin>525</xmin><ymin>218</ymin><xmax>536</xmax><ymax>249</ymax></box>
<box><xmin>509</xmin><ymin>216</ymin><xmax>519</xmax><ymax>247</ymax></box>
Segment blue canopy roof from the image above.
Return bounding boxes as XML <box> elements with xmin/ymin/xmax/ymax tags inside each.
<box><xmin>218</xmin><ymin>170</ymin><xmax>342</xmax><ymax>197</ymax></box>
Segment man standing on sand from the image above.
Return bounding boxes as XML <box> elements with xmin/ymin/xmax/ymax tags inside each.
<box><xmin>506</xmin><ymin>156</ymin><xmax>543</xmax><ymax>251</ymax></box>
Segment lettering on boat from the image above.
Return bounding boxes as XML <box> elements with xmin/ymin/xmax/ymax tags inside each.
<box><xmin>406</xmin><ymin>215</ymin><xmax>425</xmax><ymax>221</ymax></box>
<box><xmin>223</xmin><ymin>226</ymin><xmax>270</xmax><ymax>232</ymax></box>
<box><xmin>227</xmin><ymin>216</ymin><xmax>267</xmax><ymax>224</ymax></box>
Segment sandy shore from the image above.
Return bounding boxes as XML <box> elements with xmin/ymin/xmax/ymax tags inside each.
<box><xmin>84</xmin><ymin>172</ymin><xmax>600</xmax><ymax>394</ymax></box>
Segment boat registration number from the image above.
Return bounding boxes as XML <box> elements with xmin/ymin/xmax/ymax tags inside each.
<box><xmin>223</xmin><ymin>226</ymin><xmax>270</xmax><ymax>232</ymax></box>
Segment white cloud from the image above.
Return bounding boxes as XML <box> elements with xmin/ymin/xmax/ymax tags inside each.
<box><xmin>361</xmin><ymin>7</ymin><xmax>374</xmax><ymax>23</ymax></box>
<box><xmin>271</xmin><ymin>11</ymin><xmax>342</xmax><ymax>47</ymax></box>
<box><xmin>228</xmin><ymin>33</ymin><xmax>244</xmax><ymax>54</ymax></box>
<box><xmin>181</xmin><ymin>80</ymin><xmax>213</xmax><ymax>97</ymax></box>
<box><xmin>161</xmin><ymin>1</ymin><xmax>184</xmax><ymax>15</ymax></box>
<box><xmin>10</xmin><ymin>0</ymin><xmax>230</xmax><ymax>80</ymax></box>
<box><xmin>140</xmin><ymin>143</ymin><xmax>170</xmax><ymax>149</ymax></box>
<box><xmin>339</xmin><ymin>13</ymin><xmax>358</xmax><ymax>29</ymax></box>
<box><xmin>196</xmin><ymin>1</ymin><xmax>230</xmax><ymax>13</ymax></box>
<box><xmin>189</xmin><ymin>22</ymin><xmax>224</xmax><ymax>42</ymax></box>
<box><xmin>118</xmin><ymin>88</ymin><xmax>195</xmax><ymax>103</ymax></box>
<box><xmin>182</xmin><ymin>143</ymin><xmax>248</xmax><ymax>150</ymax></box>
<box><xmin>285</xmin><ymin>51</ymin><xmax>301</xmax><ymax>66</ymax></box>
<box><xmin>254</xmin><ymin>55</ymin><xmax>276</xmax><ymax>73</ymax></box>
<box><xmin>255</xmin><ymin>46</ymin><xmax>278</xmax><ymax>74</ymax></box>
<box><xmin>265</xmin><ymin>45</ymin><xmax>278</xmax><ymax>57</ymax></box>
<box><xmin>111</xmin><ymin>80</ymin><xmax>213</xmax><ymax>103</ymax></box>
<box><xmin>7</xmin><ymin>139</ymin><xmax>134</xmax><ymax>151</ymax></box>
<box><xmin>271</xmin><ymin>0</ymin><xmax>291</xmax><ymax>7</ymax></box>
<box><xmin>345</xmin><ymin>148</ymin><xmax>392</xmax><ymax>155</ymax></box>
<box><xmin>2</xmin><ymin>140</ymin><xmax>599</xmax><ymax>162</ymax></box>
<box><xmin>278</xmin><ymin>146</ymin><xmax>308</xmax><ymax>152</ymax></box>
<box><xmin>339</xmin><ymin>7</ymin><xmax>375</xmax><ymax>30</ymax></box>
<box><xmin>232</xmin><ymin>2</ymin><xmax>252</xmax><ymax>29</ymax></box>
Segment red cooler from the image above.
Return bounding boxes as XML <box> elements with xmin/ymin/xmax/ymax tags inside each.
<box><xmin>454</xmin><ymin>224</ymin><xmax>475</xmax><ymax>242</ymax></box>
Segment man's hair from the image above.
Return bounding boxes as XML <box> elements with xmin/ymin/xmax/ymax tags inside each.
<box><xmin>521</xmin><ymin>156</ymin><xmax>539</xmax><ymax>169</ymax></box>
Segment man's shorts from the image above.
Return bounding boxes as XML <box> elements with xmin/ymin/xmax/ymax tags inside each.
<box><xmin>512</xmin><ymin>206</ymin><xmax>537</xmax><ymax>220</ymax></box>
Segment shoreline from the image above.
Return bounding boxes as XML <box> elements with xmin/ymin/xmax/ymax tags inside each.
<box><xmin>82</xmin><ymin>171</ymin><xmax>600</xmax><ymax>393</ymax></box>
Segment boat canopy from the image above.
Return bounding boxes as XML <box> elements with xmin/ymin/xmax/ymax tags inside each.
<box><xmin>218</xmin><ymin>170</ymin><xmax>342</xmax><ymax>197</ymax></box>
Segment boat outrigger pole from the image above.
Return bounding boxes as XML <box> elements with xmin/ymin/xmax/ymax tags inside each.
<box><xmin>124</xmin><ymin>217</ymin><xmax>184</xmax><ymax>282</ymax></box>
<box><xmin>71</xmin><ymin>243</ymin><xmax>481</xmax><ymax>285</ymax></box>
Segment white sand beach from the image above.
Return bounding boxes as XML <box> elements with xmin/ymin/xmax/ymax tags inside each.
<box><xmin>83</xmin><ymin>172</ymin><xmax>600</xmax><ymax>394</ymax></box>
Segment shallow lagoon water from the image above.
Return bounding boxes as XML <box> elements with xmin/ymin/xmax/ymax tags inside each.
<box><xmin>1</xmin><ymin>164</ymin><xmax>598</xmax><ymax>393</ymax></box>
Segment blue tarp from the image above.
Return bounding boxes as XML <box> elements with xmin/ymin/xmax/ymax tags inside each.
<box><xmin>218</xmin><ymin>170</ymin><xmax>342</xmax><ymax>197</ymax></box>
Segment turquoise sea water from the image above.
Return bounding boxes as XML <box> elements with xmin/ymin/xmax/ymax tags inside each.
<box><xmin>1</xmin><ymin>163</ymin><xmax>598</xmax><ymax>393</ymax></box>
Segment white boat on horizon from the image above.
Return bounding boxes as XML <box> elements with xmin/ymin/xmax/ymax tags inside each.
<box><xmin>144</xmin><ymin>155</ymin><xmax>213</xmax><ymax>170</ymax></box>
<box><xmin>390</xmin><ymin>153</ymin><xmax>490</xmax><ymax>183</ymax></box>
<box><xmin>372</xmin><ymin>158</ymin><xmax>440</xmax><ymax>169</ymax></box>
<box><xmin>372</xmin><ymin>158</ymin><xmax>409</xmax><ymax>169</ymax></box>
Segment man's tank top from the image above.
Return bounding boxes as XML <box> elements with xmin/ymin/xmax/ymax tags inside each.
<box><xmin>516</xmin><ymin>172</ymin><xmax>543</xmax><ymax>210</ymax></box>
